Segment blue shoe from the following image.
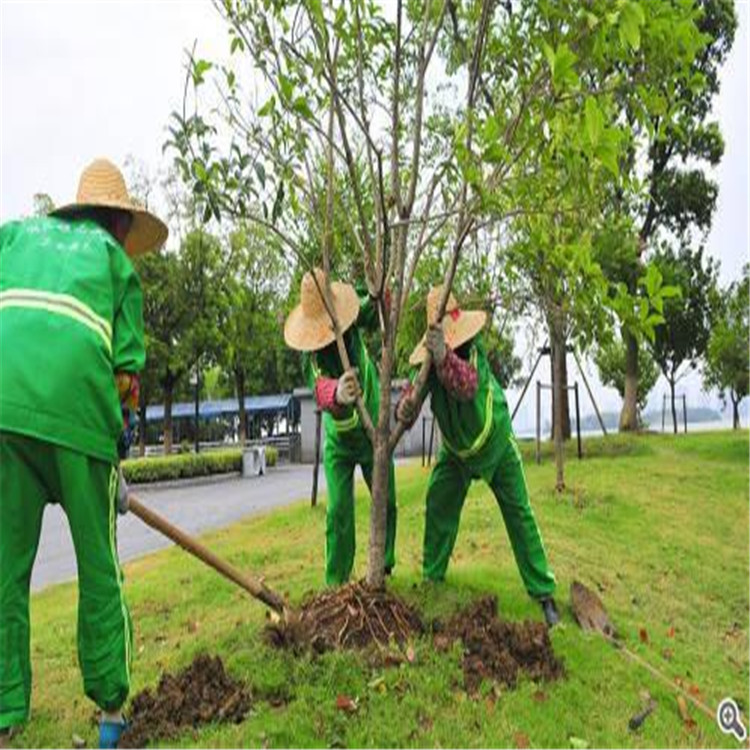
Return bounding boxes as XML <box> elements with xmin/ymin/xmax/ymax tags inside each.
<box><xmin>99</xmin><ymin>719</ymin><xmax>127</xmax><ymax>749</ymax></box>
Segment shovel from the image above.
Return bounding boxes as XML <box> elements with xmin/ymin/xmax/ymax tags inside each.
<box><xmin>570</xmin><ymin>581</ymin><xmax>715</xmax><ymax>722</ymax></box>
<box><xmin>128</xmin><ymin>493</ymin><xmax>289</xmax><ymax>618</ymax></box>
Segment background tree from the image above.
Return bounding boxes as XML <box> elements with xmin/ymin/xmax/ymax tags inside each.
<box><xmin>703</xmin><ymin>265</ymin><xmax>749</xmax><ymax>429</ymax></box>
<box><xmin>595</xmin><ymin>335</ymin><xmax>659</xmax><ymax>426</ymax></box>
<box><xmin>605</xmin><ymin>0</ymin><xmax>736</xmax><ymax>431</ymax></box>
<box><xmin>650</xmin><ymin>244</ymin><xmax>720</xmax><ymax>433</ymax></box>
<box><xmin>32</xmin><ymin>192</ymin><xmax>55</xmax><ymax>216</ymax></box>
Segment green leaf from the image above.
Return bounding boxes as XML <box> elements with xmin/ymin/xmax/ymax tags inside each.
<box><xmin>584</xmin><ymin>97</ymin><xmax>603</xmax><ymax>148</ymax></box>
<box><xmin>230</xmin><ymin>36</ymin><xmax>244</xmax><ymax>54</ymax></box>
<box><xmin>257</xmin><ymin>96</ymin><xmax>275</xmax><ymax>117</ymax></box>
<box><xmin>192</xmin><ymin>59</ymin><xmax>212</xmax><ymax>86</ymax></box>
<box><xmin>619</xmin><ymin>2</ymin><xmax>645</xmax><ymax>51</ymax></box>
<box><xmin>292</xmin><ymin>96</ymin><xmax>313</xmax><ymax>120</ymax></box>
<box><xmin>254</xmin><ymin>162</ymin><xmax>266</xmax><ymax>188</ymax></box>
<box><xmin>279</xmin><ymin>73</ymin><xmax>294</xmax><ymax>102</ymax></box>
<box><xmin>271</xmin><ymin>182</ymin><xmax>285</xmax><ymax>223</ymax></box>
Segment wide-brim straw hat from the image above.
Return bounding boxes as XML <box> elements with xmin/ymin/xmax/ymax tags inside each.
<box><xmin>284</xmin><ymin>267</ymin><xmax>360</xmax><ymax>352</ymax></box>
<box><xmin>51</xmin><ymin>158</ymin><xmax>168</xmax><ymax>257</ymax></box>
<box><xmin>409</xmin><ymin>285</ymin><xmax>487</xmax><ymax>366</ymax></box>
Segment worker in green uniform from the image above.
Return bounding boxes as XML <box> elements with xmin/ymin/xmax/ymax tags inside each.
<box><xmin>397</xmin><ymin>286</ymin><xmax>559</xmax><ymax>627</ymax></box>
<box><xmin>284</xmin><ymin>269</ymin><xmax>396</xmax><ymax>585</ymax></box>
<box><xmin>0</xmin><ymin>159</ymin><xmax>168</xmax><ymax>747</ymax></box>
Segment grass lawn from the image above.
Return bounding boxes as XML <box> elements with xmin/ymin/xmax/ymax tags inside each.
<box><xmin>15</xmin><ymin>430</ymin><xmax>749</xmax><ymax>748</ymax></box>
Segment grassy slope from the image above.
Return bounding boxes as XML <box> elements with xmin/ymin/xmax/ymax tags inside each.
<box><xmin>17</xmin><ymin>431</ymin><xmax>749</xmax><ymax>748</ymax></box>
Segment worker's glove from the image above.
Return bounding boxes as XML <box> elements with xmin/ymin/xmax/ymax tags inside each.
<box><xmin>117</xmin><ymin>467</ymin><xmax>129</xmax><ymax>515</ymax></box>
<box><xmin>335</xmin><ymin>370</ymin><xmax>360</xmax><ymax>406</ymax></box>
<box><xmin>396</xmin><ymin>396</ymin><xmax>419</xmax><ymax>425</ymax></box>
<box><xmin>425</xmin><ymin>324</ymin><xmax>446</xmax><ymax>364</ymax></box>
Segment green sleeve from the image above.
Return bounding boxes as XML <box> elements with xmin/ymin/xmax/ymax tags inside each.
<box><xmin>111</xmin><ymin>248</ymin><xmax>146</xmax><ymax>374</ymax></box>
<box><xmin>0</xmin><ymin>220</ymin><xmax>20</xmax><ymax>253</ymax></box>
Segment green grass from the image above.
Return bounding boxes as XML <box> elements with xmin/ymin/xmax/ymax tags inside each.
<box><xmin>16</xmin><ymin>431</ymin><xmax>749</xmax><ymax>748</ymax></box>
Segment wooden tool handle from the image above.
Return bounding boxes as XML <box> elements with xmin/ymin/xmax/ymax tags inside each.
<box><xmin>128</xmin><ymin>495</ymin><xmax>287</xmax><ymax>616</ymax></box>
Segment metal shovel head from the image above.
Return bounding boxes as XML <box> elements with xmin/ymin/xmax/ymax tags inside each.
<box><xmin>570</xmin><ymin>581</ymin><xmax>616</xmax><ymax>638</ymax></box>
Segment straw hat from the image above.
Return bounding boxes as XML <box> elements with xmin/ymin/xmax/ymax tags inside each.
<box><xmin>51</xmin><ymin>158</ymin><xmax>168</xmax><ymax>257</ymax></box>
<box><xmin>409</xmin><ymin>286</ymin><xmax>487</xmax><ymax>366</ymax></box>
<box><xmin>284</xmin><ymin>268</ymin><xmax>360</xmax><ymax>352</ymax></box>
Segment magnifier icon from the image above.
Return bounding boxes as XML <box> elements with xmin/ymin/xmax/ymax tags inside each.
<box><xmin>717</xmin><ymin>698</ymin><xmax>747</xmax><ymax>742</ymax></box>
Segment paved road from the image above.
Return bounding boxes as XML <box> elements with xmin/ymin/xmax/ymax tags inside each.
<box><xmin>31</xmin><ymin>464</ymin><xmax>325</xmax><ymax>591</ymax></box>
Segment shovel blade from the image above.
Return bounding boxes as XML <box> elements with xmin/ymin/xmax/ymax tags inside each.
<box><xmin>570</xmin><ymin>581</ymin><xmax>616</xmax><ymax>637</ymax></box>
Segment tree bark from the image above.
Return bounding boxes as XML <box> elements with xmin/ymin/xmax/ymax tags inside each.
<box><xmin>549</xmin><ymin>333</ymin><xmax>571</xmax><ymax>440</ymax></box>
<box><xmin>236</xmin><ymin>368</ymin><xmax>247</xmax><ymax>445</ymax></box>
<box><xmin>669</xmin><ymin>376</ymin><xmax>678</xmax><ymax>435</ymax></box>
<box><xmin>164</xmin><ymin>382</ymin><xmax>174</xmax><ymax>454</ymax></box>
<box><xmin>619</xmin><ymin>329</ymin><xmax>640</xmax><ymax>431</ymax></box>
<box><xmin>551</xmin><ymin>315</ymin><xmax>566</xmax><ymax>491</ymax></box>
<box><xmin>732</xmin><ymin>393</ymin><xmax>740</xmax><ymax>429</ymax></box>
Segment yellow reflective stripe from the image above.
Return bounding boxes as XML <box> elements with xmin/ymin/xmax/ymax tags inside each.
<box><xmin>0</xmin><ymin>289</ymin><xmax>112</xmax><ymax>353</ymax></box>
<box><xmin>444</xmin><ymin>387</ymin><xmax>494</xmax><ymax>460</ymax></box>
<box><xmin>332</xmin><ymin>410</ymin><xmax>360</xmax><ymax>432</ymax></box>
<box><xmin>109</xmin><ymin>467</ymin><xmax>131</xmax><ymax>687</ymax></box>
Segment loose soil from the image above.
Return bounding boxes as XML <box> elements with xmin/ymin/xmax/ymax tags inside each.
<box><xmin>433</xmin><ymin>596</ymin><xmax>564</xmax><ymax>692</ymax></box>
<box><xmin>265</xmin><ymin>581</ymin><xmax>424</xmax><ymax>652</ymax></box>
<box><xmin>118</xmin><ymin>654</ymin><xmax>251</xmax><ymax>748</ymax></box>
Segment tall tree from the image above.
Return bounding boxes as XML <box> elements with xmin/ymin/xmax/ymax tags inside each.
<box><xmin>609</xmin><ymin>0</ymin><xmax>736</xmax><ymax>431</ymax></box>
<box><xmin>650</xmin><ymin>244</ymin><xmax>720</xmax><ymax>433</ymax></box>
<box><xmin>703</xmin><ymin>265</ymin><xmax>749</xmax><ymax>429</ymax></box>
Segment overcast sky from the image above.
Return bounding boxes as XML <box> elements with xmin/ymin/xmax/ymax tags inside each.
<box><xmin>1</xmin><ymin>0</ymin><xmax>748</xmax><ymax>424</ymax></box>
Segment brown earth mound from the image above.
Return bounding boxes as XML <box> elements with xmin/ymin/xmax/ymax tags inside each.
<box><xmin>265</xmin><ymin>581</ymin><xmax>423</xmax><ymax>652</ymax></box>
<box><xmin>434</xmin><ymin>596</ymin><xmax>564</xmax><ymax>692</ymax></box>
<box><xmin>118</xmin><ymin>654</ymin><xmax>251</xmax><ymax>748</ymax></box>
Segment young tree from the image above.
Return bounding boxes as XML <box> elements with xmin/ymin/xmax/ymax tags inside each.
<box><xmin>703</xmin><ymin>265</ymin><xmax>749</xmax><ymax>429</ymax></box>
<box><xmin>169</xmin><ymin>0</ymin><xmax>698</xmax><ymax>578</ymax></box>
<box><xmin>650</xmin><ymin>244</ymin><xmax>720</xmax><ymax>432</ymax></box>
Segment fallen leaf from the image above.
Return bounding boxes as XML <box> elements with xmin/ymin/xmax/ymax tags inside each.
<box><xmin>434</xmin><ymin>634</ymin><xmax>451</xmax><ymax>651</ymax></box>
<box><xmin>406</xmin><ymin>645</ymin><xmax>416</xmax><ymax>663</ymax></box>
<box><xmin>569</xmin><ymin>736</ymin><xmax>589</xmax><ymax>749</ymax></box>
<box><xmin>688</xmin><ymin>684</ymin><xmax>701</xmax><ymax>698</ymax></box>
<box><xmin>676</xmin><ymin>695</ymin><xmax>694</xmax><ymax>726</ymax></box>
<box><xmin>514</xmin><ymin>732</ymin><xmax>530</xmax><ymax>748</ymax></box>
<box><xmin>187</xmin><ymin>620</ymin><xmax>200</xmax><ymax>634</ymax></box>
<box><xmin>336</xmin><ymin>694</ymin><xmax>358</xmax><ymax>713</ymax></box>
<box><xmin>667</xmin><ymin>626</ymin><xmax>675</xmax><ymax>638</ymax></box>
<box><xmin>72</xmin><ymin>733</ymin><xmax>86</xmax><ymax>749</ymax></box>
<box><xmin>639</xmin><ymin>628</ymin><xmax>649</xmax><ymax>644</ymax></box>
<box><xmin>662</xmin><ymin>648</ymin><xmax>674</xmax><ymax>661</ymax></box>
<box><xmin>533</xmin><ymin>690</ymin><xmax>548</xmax><ymax>703</ymax></box>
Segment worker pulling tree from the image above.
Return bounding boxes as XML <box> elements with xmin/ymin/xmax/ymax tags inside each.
<box><xmin>398</xmin><ymin>287</ymin><xmax>559</xmax><ymax>627</ymax></box>
<box><xmin>284</xmin><ymin>269</ymin><xmax>397</xmax><ymax>586</ymax></box>
<box><xmin>0</xmin><ymin>159</ymin><xmax>168</xmax><ymax>748</ymax></box>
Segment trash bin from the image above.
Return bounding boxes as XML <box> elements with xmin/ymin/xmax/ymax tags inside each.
<box><xmin>242</xmin><ymin>446</ymin><xmax>266</xmax><ymax>478</ymax></box>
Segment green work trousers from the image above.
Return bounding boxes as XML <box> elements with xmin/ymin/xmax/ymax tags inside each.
<box><xmin>423</xmin><ymin>433</ymin><xmax>555</xmax><ymax>599</ymax></box>
<box><xmin>0</xmin><ymin>432</ymin><xmax>131</xmax><ymax>729</ymax></box>
<box><xmin>323</xmin><ymin>430</ymin><xmax>397</xmax><ymax>585</ymax></box>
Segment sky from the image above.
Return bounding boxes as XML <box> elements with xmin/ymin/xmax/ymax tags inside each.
<box><xmin>1</xmin><ymin>0</ymin><xmax>748</xmax><ymax>427</ymax></box>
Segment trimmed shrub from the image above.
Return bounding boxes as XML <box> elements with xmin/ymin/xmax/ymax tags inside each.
<box><xmin>123</xmin><ymin>445</ymin><xmax>280</xmax><ymax>483</ymax></box>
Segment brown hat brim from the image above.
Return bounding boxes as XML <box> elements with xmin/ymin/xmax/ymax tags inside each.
<box><xmin>284</xmin><ymin>281</ymin><xmax>360</xmax><ymax>352</ymax></box>
<box><xmin>408</xmin><ymin>309</ymin><xmax>487</xmax><ymax>366</ymax></box>
<box><xmin>51</xmin><ymin>201</ymin><xmax>168</xmax><ymax>257</ymax></box>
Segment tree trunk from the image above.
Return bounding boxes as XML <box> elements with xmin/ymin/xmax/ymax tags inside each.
<box><xmin>138</xmin><ymin>397</ymin><xmax>147</xmax><ymax>458</ymax></box>
<box><xmin>164</xmin><ymin>383</ymin><xmax>174</xmax><ymax>454</ymax></box>
<box><xmin>669</xmin><ymin>377</ymin><xmax>678</xmax><ymax>435</ymax></box>
<box><xmin>619</xmin><ymin>330</ymin><xmax>639</xmax><ymax>431</ymax></box>
<box><xmin>367</xmin><ymin>346</ymin><xmax>394</xmax><ymax>589</ymax></box>
<box><xmin>551</xmin><ymin>316</ymin><xmax>566</xmax><ymax>491</ymax></box>
<box><xmin>236</xmin><ymin>368</ymin><xmax>247</xmax><ymax>445</ymax></box>
<box><xmin>732</xmin><ymin>393</ymin><xmax>740</xmax><ymax>430</ymax></box>
<box><xmin>549</xmin><ymin>334</ymin><xmax>571</xmax><ymax>440</ymax></box>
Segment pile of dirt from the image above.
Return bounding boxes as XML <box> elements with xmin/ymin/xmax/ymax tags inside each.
<box><xmin>118</xmin><ymin>654</ymin><xmax>251</xmax><ymax>748</ymax></box>
<box><xmin>434</xmin><ymin>596</ymin><xmax>564</xmax><ymax>692</ymax></box>
<box><xmin>266</xmin><ymin>581</ymin><xmax>423</xmax><ymax>652</ymax></box>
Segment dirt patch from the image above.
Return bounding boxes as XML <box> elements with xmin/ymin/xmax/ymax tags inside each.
<box><xmin>265</xmin><ymin>581</ymin><xmax>423</xmax><ymax>652</ymax></box>
<box><xmin>434</xmin><ymin>596</ymin><xmax>564</xmax><ymax>693</ymax></box>
<box><xmin>118</xmin><ymin>654</ymin><xmax>251</xmax><ymax>748</ymax></box>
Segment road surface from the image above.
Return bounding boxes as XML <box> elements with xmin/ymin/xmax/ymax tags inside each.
<box><xmin>31</xmin><ymin>464</ymin><xmax>325</xmax><ymax>591</ymax></box>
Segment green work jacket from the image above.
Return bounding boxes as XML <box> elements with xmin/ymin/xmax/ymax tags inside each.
<box><xmin>303</xmin><ymin>292</ymin><xmax>380</xmax><ymax>451</ymax></box>
<box><xmin>0</xmin><ymin>216</ymin><xmax>145</xmax><ymax>463</ymax></box>
<box><xmin>427</xmin><ymin>336</ymin><xmax>512</xmax><ymax>480</ymax></box>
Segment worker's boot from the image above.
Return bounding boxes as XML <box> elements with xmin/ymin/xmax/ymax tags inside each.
<box><xmin>540</xmin><ymin>597</ymin><xmax>560</xmax><ymax>628</ymax></box>
<box><xmin>99</xmin><ymin>715</ymin><xmax>128</xmax><ymax>749</ymax></box>
<box><xmin>0</xmin><ymin>727</ymin><xmax>16</xmax><ymax>749</ymax></box>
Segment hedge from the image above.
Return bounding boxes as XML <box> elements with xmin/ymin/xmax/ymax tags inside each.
<box><xmin>123</xmin><ymin>446</ymin><xmax>278</xmax><ymax>484</ymax></box>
